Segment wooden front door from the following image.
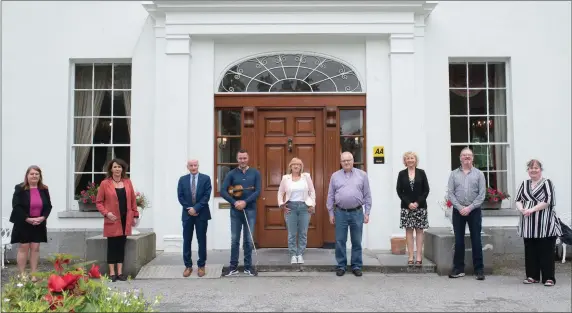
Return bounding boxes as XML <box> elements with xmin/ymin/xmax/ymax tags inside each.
<box><xmin>256</xmin><ymin>109</ymin><xmax>324</xmax><ymax>248</ymax></box>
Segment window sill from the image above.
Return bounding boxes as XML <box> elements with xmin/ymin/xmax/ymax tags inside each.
<box><xmin>482</xmin><ymin>208</ymin><xmax>520</xmax><ymax>217</ymax></box>
<box><xmin>58</xmin><ymin>211</ymin><xmax>103</xmax><ymax>218</ymax></box>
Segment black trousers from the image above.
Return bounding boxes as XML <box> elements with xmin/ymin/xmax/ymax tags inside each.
<box><xmin>524</xmin><ymin>236</ymin><xmax>557</xmax><ymax>283</ymax></box>
<box><xmin>107</xmin><ymin>214</ymin><xmax>127</xmax><ymax>264</ymax></box>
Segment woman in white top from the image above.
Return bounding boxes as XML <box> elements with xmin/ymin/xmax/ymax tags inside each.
<box><xmin>277</xmin><ymin>157</ymin><xmax>316</xmax><ymax>264</ymax></box>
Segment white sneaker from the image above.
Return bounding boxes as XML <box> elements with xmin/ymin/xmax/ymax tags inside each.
<box><xmin>290</xmin><ymin>256</ymin><xmax>298</xmax><ymax>264</ymax></box>
<box><xmin>297</xmin><ymin>255</ymin><xmax>304</xmax><ymax>264</ymax></box>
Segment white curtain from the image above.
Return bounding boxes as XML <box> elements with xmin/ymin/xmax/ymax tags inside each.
<box><xmin>115</xmin><ymin>67</ymin><xmax>131</xmax><ymax>136</ymax></box>
<box><xmin>74</xmin><ymin>67</ymin><xmax>106</xmax><ymax>188</ymax></box>
<box><xmin>492</xmin><ymin>71</ymin><xmax>507</xmax><ymax>191</ymax></box>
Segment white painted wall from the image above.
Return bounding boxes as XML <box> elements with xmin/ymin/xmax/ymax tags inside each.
<box><xmin>1</xmin><ymin>1</ymin><xmax>154</xmax><ymax>228</ymax></box>
<box><xmin>424</xmin><ymin>1</ymin><xmax>571</xmax><ymax>230</ymax></box>
<box><xmin>3</xmin><ymin>1</ymin><xmax>570</xmax><ymax>252</ymax></box>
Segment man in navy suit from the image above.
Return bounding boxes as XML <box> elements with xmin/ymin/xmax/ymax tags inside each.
<box><xmin>177</xmin><ymin>159</ymin><xmax>212</xmax><ymax>278</ymax></box>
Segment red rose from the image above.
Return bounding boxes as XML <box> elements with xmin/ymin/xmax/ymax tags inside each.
<box><xmin>446</xmin><ymin>200</ymin><xmax>453</xmax><ymax>208</ymax></box>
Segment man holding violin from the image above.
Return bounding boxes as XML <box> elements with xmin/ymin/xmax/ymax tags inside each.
<box><xmin>221</xmin><ymin>149</ymin><xmax>261</xmax><ymax>276</ymax></box>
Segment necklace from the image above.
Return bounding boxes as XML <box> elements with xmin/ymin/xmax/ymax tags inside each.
<box><xmin>112</xmin><ymin>177</ymin><xmax>122</xmax><ymax>183</ymax></box>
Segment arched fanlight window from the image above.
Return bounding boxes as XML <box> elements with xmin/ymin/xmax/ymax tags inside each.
<box><xmin>218</xmin><ymin>53</ymin><xmax>362</xmax><ymax>93</ymax></box>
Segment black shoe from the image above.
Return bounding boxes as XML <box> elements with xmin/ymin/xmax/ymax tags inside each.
<box><xmin>475</xmin><ymin>271</ymin><xmax>485</xmax><ymax>280</ymax></box>
<box><xmin>110</xmin><ymin>275</ymin><xmax>118</xmax><ymax>282</ymax></box>
<box><xmin>448</xmin><ymin>269</ymin><xmax>465</xmax><ymax>278</ymax></box>
<box><xmin>336</xmin><ymin>268</ymin><xmax>346</xmax><ymax>276</ymax></box>
<box><xmin>117</xmin><ymin>274</ymin><xmax>127</xmax><ymax>281</ymax></box>
<box><xmin>352</xmin><ymin>268</ymin><xmax>363</xmax><ymax>277</ymax></box>
<box><xmin>225</xmin><ymin>267</ymin><xmax>239</xmax><ymax>277</ymax></box>
<box><xmin>244</xmin><ymin>268</ymin><xmax>257</xmax><ymax>276</ymax></box>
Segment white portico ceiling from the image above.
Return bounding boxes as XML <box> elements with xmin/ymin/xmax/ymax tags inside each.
<box><xmin>142</xmin><ymin>1</ymin><xmax>437</xmax><ymax>36</ymax></box>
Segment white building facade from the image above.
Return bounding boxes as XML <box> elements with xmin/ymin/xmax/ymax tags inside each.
<box><xmin>2</xmin><ymin>1</ymin><xmax>570</xmax><ymax>252</ymax></box>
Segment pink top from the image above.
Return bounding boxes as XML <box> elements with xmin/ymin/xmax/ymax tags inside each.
<box><xmin>29</xmin><ymin>188</ymin><xmax>43</xmax><ymax>217</ymax></box>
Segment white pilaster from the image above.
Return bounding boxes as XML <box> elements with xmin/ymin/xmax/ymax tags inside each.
<box><xmin>188</xmin><ymin>39</ymin><xmax>218</xmax><ymax>250</ymax></box>
<box><xmin>130</xmin><ymin>17</ymin><xmax>158</xmax><ymax>231</ymax></box>
<box><xmin>413</xmin><ymin>15</ymin><xmax>430</xmax><ymax>223</ymax></box>
<box><xmin>365</xmin><ymin>37</ymin><xmax>393</xmax><ymax>250</ymax></box>
<box><xmin>389</xmin><ymin>33</ymin><xmax>422</xmax><ymax>237</ymax></box>
<box><xmin>152</xmin><ymin>16</ymin><xmax>167</xmax><ymax>250</ymax></box>
<box><xmin>153</xmin><ymin>33</ymin><xmax>192</xmax><ymax>252</ymax></box>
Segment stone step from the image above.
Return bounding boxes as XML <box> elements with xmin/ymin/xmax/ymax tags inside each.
<box><xmin>135</xmin><ymin>248</ymin><xmax>436</xmax><ymax>279</ymax></box>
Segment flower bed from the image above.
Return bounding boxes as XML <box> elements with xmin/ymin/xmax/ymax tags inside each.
<box><xmin>1</xmin><ymin>253</ymin><xmax>160</xmax><ymax>312</ymax></box>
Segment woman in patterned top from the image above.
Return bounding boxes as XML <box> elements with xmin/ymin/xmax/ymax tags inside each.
<box><xmin>515</xmin><ymin>159</ymin><xmax>561</xmax><ymax>286</ymax></box>
<box><xmin>396</xmin><ymin>151</ymin><xmax>430</xmax><ymax>265</ymax></box>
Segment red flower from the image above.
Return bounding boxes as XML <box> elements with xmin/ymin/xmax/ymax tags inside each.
<box><xmin>44</xmin><ymin>293</ymin><xmax>64</xmax><ymax>310</ymax></box>
<box><xmin>446</xmin><ymin>200</ymin><xmax>453</xmax><ymax>208</ymax></box>
<box><xmin>492</xmin><ymin>197</ymin><xmax>499</xmax><ymax>202</ymax></box>
<box><xmin>90</xmin><ymin>196</ymin><xmax>96</xmax><ymax>202</ymax></box>
<box><xmin>47</xmin><ymin>274</ymin><xmax>67</xmax><ymax>293</ymax></box>
<box><xmin>54</xmin><ymin>258</ymin><xmax>70</xmax><ymax>272</ymax></box>
<box><xmin>62</xmin><ymin>273</ymin><xmax>81</xmax><ymax>290</ymax></box>
<box><xmin>47</xmin><ymin>273</ymin><xmax>81</xmax><ymax>293</ymax></box>
<box><xmin>88</xmin><ymin>264</ymin><xmax>101</xmax><ymax>278</ymax></box>
<box><xmin>82</xmin><ymin>199</ymin><xmax>87</xmax><ymax>204</ymax></box>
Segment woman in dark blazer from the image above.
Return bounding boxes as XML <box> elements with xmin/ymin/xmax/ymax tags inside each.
<box><xmin>396</xmin><ymin>152</ymin><xmax>430</xmax><ymax>266</ymax></box>
<box><xmin>10</xmin><ymin>165</ymin><xmax>52</xmax><ymax>281</ymax></box>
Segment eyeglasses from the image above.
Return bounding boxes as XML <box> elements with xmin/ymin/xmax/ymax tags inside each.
<box><xmin>341</xmin><ymin>160</ymin><xmax>353</xmax><ymax>163</ymax></box>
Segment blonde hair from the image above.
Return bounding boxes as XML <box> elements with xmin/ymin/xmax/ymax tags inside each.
<box><xmin>288</xmin><ymin>157</ymin><xmax>304</xmax><ymax>174</ymax></box>
<box><xmin>402</xmin><ymin>151</ymin><xmax>419</xmax><ymax>167</ymax></box>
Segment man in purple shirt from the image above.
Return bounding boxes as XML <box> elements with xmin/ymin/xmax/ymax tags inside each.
<box><xmin>326</xmin><ymin>152</ymin><xmax>372</xmax><ymax>277</ymax></box>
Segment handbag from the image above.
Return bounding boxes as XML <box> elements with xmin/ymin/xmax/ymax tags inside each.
<box><xmin>558</xmin><ymin>218</ymin><xmax>572</xmax><ymax>245</ymax></box>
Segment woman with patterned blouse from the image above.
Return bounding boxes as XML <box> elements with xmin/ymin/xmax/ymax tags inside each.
<box><xmin>396</xmin><ymin>151</ymin><xmax>430</xmax><ymax>265</ymax></box>
<box><xmin>515</xmin><ymin>159</ymin><xmax>562</xmax><ymax>286</ymax></box>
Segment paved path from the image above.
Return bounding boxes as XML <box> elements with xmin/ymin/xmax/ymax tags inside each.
<box><xmin>113</xmin><ymin>272</ymin><xmax>572</xmax><ymax>312</ymax></box>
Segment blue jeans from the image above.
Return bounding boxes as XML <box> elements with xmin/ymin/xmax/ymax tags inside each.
<box><xmin>334</xmin><ymin>209</ymin><xmax>364</xmax><ymax>270</ymax></box>
<box><xmin>452</xmin><ymin>208</ymin><xmax>483</xmax><ymax>272</ymax></box>
<box><xmin>284</xmin><ymin>201</ymin><xmax>310</xmax><ymax>257</ymax></box>
<box><xmin>230</xmin><ymin>208</ymin><xmax>256</xmax><ymax>269</ymax></box>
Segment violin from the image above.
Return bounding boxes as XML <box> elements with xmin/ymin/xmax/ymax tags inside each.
<box><xmin>227</xmin><ymin>185</ymin><xmax>256</xmax><ymax>199</ymax></box>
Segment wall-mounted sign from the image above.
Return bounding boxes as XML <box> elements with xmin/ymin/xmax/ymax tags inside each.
<box><xmin>373</xmin><ymin>146</ymin><xmax>385</xmax><ymax>164</ymax></box>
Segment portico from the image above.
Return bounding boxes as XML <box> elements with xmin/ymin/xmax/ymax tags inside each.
<box><xmin>142</xmin><ymin>0</ymin><xmax>436</xmax><ymax>251</ymax></box>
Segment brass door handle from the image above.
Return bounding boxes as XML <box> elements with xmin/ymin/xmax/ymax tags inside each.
<box><xmin>262</xmin><ymin>197</ymin><xmax>266</xmax><ymax>200</ymax></box>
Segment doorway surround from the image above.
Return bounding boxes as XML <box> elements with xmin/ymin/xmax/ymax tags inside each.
<box><xmin>143</xmin><ymin>0</ymin><xmax>436</xmax><ymax>251</ymax></box>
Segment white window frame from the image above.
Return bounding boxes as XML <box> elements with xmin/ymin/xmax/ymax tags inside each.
<box><xmin>67</xmin><ymin>59</ymin><xmax>132</xmax><ymax>210</ymax></box>
<box><xmin>448</xmin><ymin>58</ymin><xmax>514</xmax><ymax>208</ymax></box>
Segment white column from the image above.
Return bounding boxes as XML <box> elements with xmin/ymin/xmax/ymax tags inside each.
<box><xmin>389</xmin><ymin>33</ymin><xmax>424</xmax><ymax>237</ymax></box>
<box><xmin>364</xmin><ymin>37</ymin><xmax>393</xmax><ymax>250</ymax></box>
<box><xmin>153</xmin><ymin>33</ymin><xmax>192</xmax><ymax>252</ymax></box>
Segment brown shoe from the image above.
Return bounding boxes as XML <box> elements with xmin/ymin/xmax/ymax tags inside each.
<box><xmin>197</xmin><ymin>267</ymin><xmax>206</xmax><ymax>277</ymax></box>
<box><xmin>183</xmin><ymin>267</ymin><xmax>193</xmax><ymax>277</ymax></box>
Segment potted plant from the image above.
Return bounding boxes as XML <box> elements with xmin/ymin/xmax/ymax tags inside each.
<box><xmin>132</xmin><ymin>191</ymin><xmax>149</xmax><ymax>235</ymax></box>
<box><xmin>482</xmin><ymin>187</ymin><xmax>510</xmax><ymax>210</ymax></box>
<box><xmin>76</xmin><ymin>182</ymin><xmax>99</xmax><ymax>212</ymax></box>
<box><xmin>438</xmin><ymin>190</ymin><xmax>455</xmax><ymax>234</ymax></box>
